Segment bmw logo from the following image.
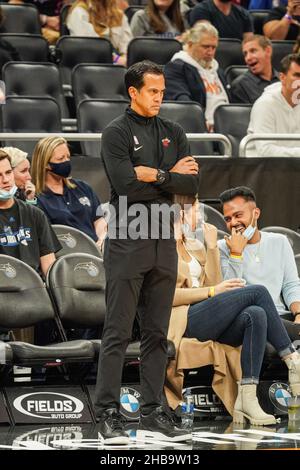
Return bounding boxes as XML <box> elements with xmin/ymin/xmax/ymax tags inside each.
<box><xmin>120</xmin><ymin>387</ymin><xmax>141</xmax><ymax>421</ymax></box>
<box><xmin>269</xmin><ymin>382</ymin><xmax>291</xmax><ymax>413</ymax></box>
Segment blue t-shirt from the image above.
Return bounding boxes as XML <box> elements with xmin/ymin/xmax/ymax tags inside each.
<box><xmin>37</xmin><ymin>179</ymin><xmax>103</xmax><ymax>241</ymax></box>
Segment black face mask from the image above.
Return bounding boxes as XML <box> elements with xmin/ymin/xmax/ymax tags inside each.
<box><xmin>49</xmin><ymin>160</ymin><xmax>71</xmax><ymax>178</ymax></box>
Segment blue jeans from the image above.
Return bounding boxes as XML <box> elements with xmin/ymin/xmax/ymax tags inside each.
<box><xmin>186</xmin><ymin>285</ymin><xmax>295</xmax><ymax>384</ymax></box>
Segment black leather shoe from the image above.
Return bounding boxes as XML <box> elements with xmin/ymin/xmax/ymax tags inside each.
<box><xmin>97</xmin><ymin>408</ymin><xmax>129</xmax><ymax>445</ymax></box>
<box><xmin>137</xmin><ymin>406</ymin><xmax>192</xmax><ymax>442</ymax></box>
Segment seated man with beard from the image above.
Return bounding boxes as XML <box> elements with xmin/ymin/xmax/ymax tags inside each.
<box><xmin>164</xmin><ymin>21</ymin><xmax>230</xmax><ymax>131</ymax></box>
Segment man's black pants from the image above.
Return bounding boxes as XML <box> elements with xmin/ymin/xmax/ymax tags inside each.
<box><xmin>94</xmin><ymin>238</ymin><xmax>177</xmax><ymax>417</ymax></box>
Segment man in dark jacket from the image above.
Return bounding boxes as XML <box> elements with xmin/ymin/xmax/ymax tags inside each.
<box><xmin>164</xmin><ymin>22</ymin><xmax>230</xmax><ymax>131</ymax></box>
<box><xmin>231</xmin><ymin>35</ymin><xmax>280</xmax><ymax>104</ymax></box>
<box><xmin>94</xmin><ymin>60</ymin><xmax>199</xmax><ymax>444</ymax></box>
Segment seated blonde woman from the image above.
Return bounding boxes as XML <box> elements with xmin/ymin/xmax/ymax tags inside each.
<box><xmin>165</xmin><ymin>194</ymin><xmax>300</xmax><ymax>425</ymax></box>
<box><xmin>67</xmin><ymin>0</ymin><xmax>133</xmax><ymax>65</ymax></box>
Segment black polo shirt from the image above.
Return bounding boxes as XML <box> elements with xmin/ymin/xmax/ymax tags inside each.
<box><xmin>188</xmin><ymin>0</ymin><xmax>253</xmax><ymax>39</ymax></box>
<box><xmin>231</xmin><ymin>69</ymin><xmax>280</xmax><ymax>103</ymax></box>
<box><xmin>264</xmin><ymin>6</ymin><xmax>300</xmax><ymax>40</ymax></box>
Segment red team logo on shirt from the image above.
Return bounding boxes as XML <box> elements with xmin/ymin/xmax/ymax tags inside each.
<box><xmin>162</xmin><ymin>138</ymin><xmax>170</xmax><ymax>148</ymax></box>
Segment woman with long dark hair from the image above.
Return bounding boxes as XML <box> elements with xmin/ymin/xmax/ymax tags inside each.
<box><xmin>131</xmin><ymin>0</ymin><xmax>185</xmax><ymax>38</ymax></box>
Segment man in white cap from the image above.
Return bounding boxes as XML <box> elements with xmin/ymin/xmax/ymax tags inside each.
<box><xmin>2</xmin><ymin>147</ymin><xmax>36</xmax><ymax>204</ymax></box>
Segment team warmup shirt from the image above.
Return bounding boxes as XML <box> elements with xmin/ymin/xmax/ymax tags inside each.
<box><xmin>101</xmin><ymin>107</ymin><xmax>199</xmax><ymax>238</ymax></box>
<box><xmin>0</xmin><ymin>199</ymin><xmax>61</xmax><ymax>272</ymax></box>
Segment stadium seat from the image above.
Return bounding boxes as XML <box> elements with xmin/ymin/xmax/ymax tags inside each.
<box><xmin>127</xmin><ymin>37</ymin><xmax>182</xmax><ymax>67</ymax></box>
<box><xmin>72</xmin><ymin>63</ymin><xmax>127</xmax><ymax>109</ymax></box>
<box><xmin>159</xmin><ymin>101</ymin><xmax>214</xmax><ymax>155</ymax></box>
<box><xmin>271</xmin><ymin>40</ymin><xmax>295</xmax><ymax>71</ymax></box>
<box><xmin>56</xmin><ymin>36</ymin><xmax>113</xmax><ymax>88</ymax></box>
<box><xmin>2</xmin><ymin>61</ymin><xmax>69</xmax><ymax>119</ymax></box>
<box><xmin>261</xmin><ymin>226</ymin><xmax>300</xmax><ymax>256</ymax></box>
<box><xmin>71</xmin><ymin>156</ymin><xmax>111</xmax><ymax>203</ymax></box>
<box><xmin>125</xmin><ymin>5</ymin><xmax>144</xmax><ymax>23</ymax></box>
<box><xmin>0</xmin><ymin>255</ymin><xmax>96</xmax><ymax>368</ymax></box>
<box><xmin>59</xmin><ymin>3</ymin><xmax>71</xmax><ymax>36</ymax></box>
<box><xmin>0</xmin><ymin>33</ymin><xmax>49</xmax><ymax>61</ymax></box>
<box><xmin>225</xmin><ymin>65</ymin><xmax>248</xmax><ymax>87</ymax></box>
<box><xmin>77</xmin><ymin>99</ymin><xmax>128</xmax><ymax>157</ymax></box>
<box><xmin>0</xmin><ymin>340</ymin><xmax>13</xmax><ymax>365</ymax></box>
<box><xmin>215</xmin><ymin>39</ymin><xmax>243</xmax><ymax>70</ymax></box>
<box><xmin>249</xmin><ymin>10</ymin><xmax>270</xmax><ymax>35</ymax></box>
<box><xmin>200</xmin><ymin>203</ymin><xmax>228</xmax><ymax>232</ymax></box>
<box><xmin>214</xmin><ymin>104</ymin><xmax>252</xmax><ymax>157</ymax></box>
<box><xmin>46</xmin><ymin>253</ymin><xmax>175</xmax><ymax>359</ymax></box>
<box><xmin>0</xmin><ymin>3</ymin><xmax>41</xmax><ymax>34</ymax></box>
<box><xmin>46</xmin><ymin>253</ymin><xmax>106</xmax><ymax>340</ymax></box>
<box><xmin>52</xmin><ymin>225</ymin><xmax>102</xmax><ymax>259</ymax></box>
<box><xmin>1</xmin><ymin>96</ymin><xmax>61</xmax><ymax>154</ymax></box>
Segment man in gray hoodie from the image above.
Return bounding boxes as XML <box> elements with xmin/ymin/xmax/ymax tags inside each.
<box><xmin>164</xmin><ymin>21</ymin><xmax>230</xmax><ymax>131</ymax></box>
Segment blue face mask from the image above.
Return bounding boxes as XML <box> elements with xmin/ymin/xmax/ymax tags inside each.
<box><xmin>49</xmin><ymin>160</ymin><xmax>71</xmax><ymax>178</ymax></box>
<box><xmin>0</xmin><ymin>185</ymin><xmax>17</xmax><ymax>201</ymax></box>
<box><xmin>243</xmin><ymin>223</ymin><xmax>256</xmax><ymax>241</ymax></box>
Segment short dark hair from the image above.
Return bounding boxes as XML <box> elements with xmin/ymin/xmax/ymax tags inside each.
<box><xmin>280</xmin><ymin>53</ymin><xmax>300</xmax><ymax>74</ymax></box>
<box><xmin>125</xmin><ymin>60</ymin><xmax>164</xmax><ymax>93</ymax></box>
<box><xmin>219</xmin><ymin>186</ymin><xmax>256</xmax><ymax>207</ymax></box>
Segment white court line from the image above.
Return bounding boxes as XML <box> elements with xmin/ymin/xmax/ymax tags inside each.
<box><xmin>51</xmin><ymin>437</ymin><xmax>185</xmax><ymax>449</ymax></box>
<box><xmin>193</xmin><ymin>432</ymin><xmax>282</xmax><ymax>443</ymax></box>
<box><xmin>238</xmin><ymin>429</ymin><xmax>300</xmax><ymax>441</ymax></box>
<box><xmin>16</xmin><ymin>441</ymin><xmax>54</xmax><ymax>450</ymax></box>
<box><xmin>194</xmin><ymin>432</ymin><xmax>261</xmax><ymax>442</ymax></box>
<box><xmin>192</xmin><ymin>437</ymin><xmax>234</xmax><ymax>445</ymax></box>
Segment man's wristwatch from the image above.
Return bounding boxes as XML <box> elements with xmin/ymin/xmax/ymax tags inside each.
<box><xmin>156</xmin><ymin>169</ymin><xmax>166</xmax><ymax>184</ymax></box>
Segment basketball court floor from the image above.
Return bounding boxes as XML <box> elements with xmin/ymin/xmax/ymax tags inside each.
<box><xmin>0</xmin><ymin>418</ymin><xmax>300</xmax><ymax>451</ymax></box>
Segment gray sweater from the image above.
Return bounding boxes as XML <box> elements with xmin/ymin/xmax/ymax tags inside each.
<box><xmin>130</xmin><ymin>10</ymin><xmax>182</xmax><ymax>37</ymax></box>
<box><xmin>218</xmin><ymin>231</ymin><xmax>300</xmax><ymax>315</ymax></box>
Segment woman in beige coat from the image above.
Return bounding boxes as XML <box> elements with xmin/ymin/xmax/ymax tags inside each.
<box><xmin>166</xmin><ymin>194</ymin><xmax>300</xmax><ymax>426</ymax></box>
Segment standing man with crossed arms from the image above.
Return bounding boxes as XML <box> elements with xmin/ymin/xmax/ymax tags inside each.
<box><xmin>94</xmin><ymin>61</ymin><xmax>199</xmax><ymax>444</ymax></box>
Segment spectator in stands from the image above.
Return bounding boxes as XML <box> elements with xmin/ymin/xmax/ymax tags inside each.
<box><xmin>94</xmin><ymin>60</ymin><xmax>198</xmax><ymax>444</ymax></box>
<box><xmin>188</xmin><ymin>0</ymin><xmax>254</xmax><ymax>40</ymax></box>
<box><xmin>31</xmin><ymin>136</ymin><xmax>107</xmax><ymax>249</ymax></box>
<box><xmin>0</xmin><ymin>7</ymin><xmax>20</xmax><ymax>78</ymax></box>
<box><xmin>131</xmin><ymin>0</ymin><xmax>186</xmax><ymax>38</ymax></box>
<box><xmin>293</xmin><ymin>33</ymin><xmax>300</xmax><ymax>51</ymax></box>
<box><xmin>166</xmin><ymin>193</ymin><xmax>300</xmax><ymax>426</ymax></box>
<box><xmin>67</xmin><ymin>0</ymin><xmax>132</xmax><ymax>66</ymax></box>
<box><xmin>164</xmin><ymin>22</ymin><xmax>230</xmax><ymax>131</ymax></box>
<box><xmin>0</xmin><ymin>150</ymin><xmax>61</xmax><ymax>276</ymax></box>
<box><xmin>249</xmin><ymin>0</ymin><xmax>276</xmax><ymax>8</ymax></box>
<box><xmin>264</xmin><ymin>0</ymin><xmax>300</xmax><ymax>40</ymax></box>
<box><xmin>9</xmin><ymin>0</ymin><xmax>64</xmax><ymax>44</ymax></box>
<box><xmin>2</xmin><ymin>147</ymin><xmax>37</xmax><ymax>205</ymax></box>
<box><xmin>246</xmin><ymin>53</ymin><xmax>300</xmax><ymax>156</ymax></box>
<box><xmin>218</xmin><ymin>186</ymin><xmax>300</xmax><ymax>343</ymax></box>
<box><xmin>231</xmin><ymin>35</ymin><xmax>280</xmax><ymax>104</ymax></box>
